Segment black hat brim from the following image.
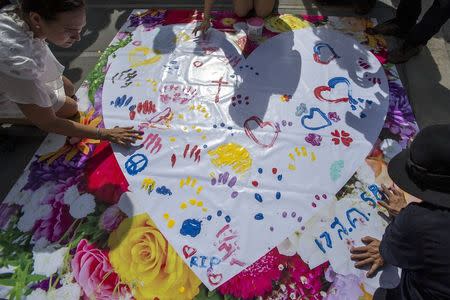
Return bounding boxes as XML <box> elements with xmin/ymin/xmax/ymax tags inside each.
<box><xmin>388</xmin><ymin>148</ymin><xmax>450</xmax><ymax>209</ymax></box>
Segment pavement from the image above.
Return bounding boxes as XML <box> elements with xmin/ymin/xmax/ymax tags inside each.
<box><xmin>1</xmin><ymin>0</ymin><xmax>449</xmax><ymax>201</ymax></box>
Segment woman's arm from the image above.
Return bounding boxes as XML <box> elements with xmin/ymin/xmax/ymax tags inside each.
<box><xmin>18</xmin><ymin>103</ymin><xmax>143</xmax><ymax>146</ymax></box>
<box><xmin>192</xmin><ymin>0</ymin><xmax>215</xmax><ymax>36</ymax></box>
<box><xmin>203</xmin><ymin>0</ymin><xmax>215</xmax><ymax>20</ymax></box>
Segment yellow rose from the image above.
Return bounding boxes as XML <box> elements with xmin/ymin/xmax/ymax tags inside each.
<box><xmin>108</xmin><ymin>214</ymin><xmax>201</xmax><ymax>300</ymax></box>
<box><xmin>265</xmin><ymin>14</ymin><xmax>310</xmax><ymax>33</ymax></box>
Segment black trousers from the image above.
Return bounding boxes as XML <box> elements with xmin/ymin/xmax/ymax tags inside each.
<box><xmin>395</xmin><ymin>0</ymin><xmax>450</xmax><ymax>45</ymax></box>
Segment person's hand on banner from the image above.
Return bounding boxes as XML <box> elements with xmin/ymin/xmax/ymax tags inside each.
<box><xmin>350</xmin><ymin>236</ymin><xmax>384</xmax><ymax>278</ymax></box>
<box><xmin>379</xmin><ymin>184</ymin><xmax>407</xmax><ymax>218</ymax></box>
<box><xmin>192</xmin><ymin>18</ymin><xmax>211</xmax><ymax>37</ymax></box>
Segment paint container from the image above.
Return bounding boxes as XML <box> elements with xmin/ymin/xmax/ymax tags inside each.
<box><xmin>246</xmin><ymin>17</ymin><xmax>264</xmax><ymax>41</ymax></box>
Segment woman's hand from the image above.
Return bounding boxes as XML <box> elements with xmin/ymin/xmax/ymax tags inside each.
<box><xmin>192</xmin><ymin>18</ymin><xmax>211</xmax><ymax>37</ymax></box>
<box><xmin>378</xmin><ymin>184</ymin><xmax>407</xmax><ymax>217</ymax></box>
<box><xmin>350</xmin><ymin>236</ymin><xmax>384</xmax><ymax>278</ymax></box>
<box><xmin>101</xmin><ymin>127</ymin><xmax>143</xmax><ymax>146</ymax></box>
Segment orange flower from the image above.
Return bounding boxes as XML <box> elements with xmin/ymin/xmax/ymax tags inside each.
<box><xmin>39</xmin><ymin>109</ymin><xmax>102</xmax><ymax>164</ymax></box>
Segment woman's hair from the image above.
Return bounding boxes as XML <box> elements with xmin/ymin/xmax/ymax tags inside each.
<box><xmin>20</xmin><ymin>0</ymin><xmax>85</xmax><ymax>21</ymax></box>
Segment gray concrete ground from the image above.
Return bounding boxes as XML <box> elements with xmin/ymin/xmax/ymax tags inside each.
<box><xmin>1</xmin><ymin>0</ymin><xmax>449</xmax><ymax>201</ymax></box>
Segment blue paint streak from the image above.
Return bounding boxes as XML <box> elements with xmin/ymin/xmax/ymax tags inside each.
<box><xmin>217</xmin><ymin>210</ymin><xmax>222</xmax><ymax>217</ymax></box>
<box><xmin>277</xmin><ymin>174</ymin><xmax>283</xmax><ymax>181</ymax></box>
<box><xmin>180</xmin><ymin>219</ymin><xmax>202</xmax><ymax>237</ymax></box>
<box><xmin>258</xmin><ymin>168</ymin><xmax>263</xmax><ymax>174</ymax></box>
<box><xmin>156</xmin><ymin>186</ymin><xmax>172</xmax><ymax>196</ymax></box>
<box><xmin>276</xmin><ymin>192</ymin><xmax>281</xmax><ymax>200</ymax></box>
<box><xmin>207</xmin><ymin>215</ymin><xmax>212</xmax><ymax>221</ymax></box>
<box><xmin>225</xmin><ymin>216</ymin><xmax>231</xmax><ymax>223</ymax></box>
<box><xmin>255</xmin><ymin>193</ymin><xmax>263</xmax><ymax>203</ymax></box>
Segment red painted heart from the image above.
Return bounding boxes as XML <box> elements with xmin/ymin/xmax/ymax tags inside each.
<box><xmin>314</xmin><ymin>86</ymin><xmax>349</xmax><ymax>103</ymax></box>
<box><xmin>207</xmin><ymin>272</ymin><xmax>223</xmax><ymax>286</ymax></box>
<box><xmin>244</xmin><ymin>116</ymin><xmax>281</xmax><ymax>148</ymax></box>
<box><xmin>182</xmin><ymin>245</ymin><xmax>197</xmax><ymax>259</ymax></box>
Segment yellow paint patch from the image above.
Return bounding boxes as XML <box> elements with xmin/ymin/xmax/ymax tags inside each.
<box><xmin>208</xmin><ymin>143</ymin><xmax>253</xmax><ymax>174</ymax></box>
<box><xmin>129</xmin><ymin>46</ymin><xmax>162</xmax><ymax>68</ymax></box>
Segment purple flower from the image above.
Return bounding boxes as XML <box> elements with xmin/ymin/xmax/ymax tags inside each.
<box><xmin>305</xmin><ymin>133</ymin><xmax>323</xmax><ymax>146</ymax></box>
<box><xmin>128</xmin><ymin>10</ymin><xmax>165</xmax><ymax>29</ymax></box>
<box><xmin>384</xmin><ymin>81</ymin><xmax>419</xmax><ymax>147</ymax></box>
<box><xmin>23</xmin><ymin>157</ymin><xmax>83</xmax><ymax>191</ymax></box>
<box><xmin>328</xmin><ymin>112</ymin><xmax>341</xmax><ymax>122</ymax></box>
<box><xmin>31</xmin><ymin>275</ymin><xmax>62</xmax><ymax>292</ymax></box>
<box><xmin>99</xmin><ymin>205</ymin><xmax>126</xmax><ymax>232</ymax></box>
<box><xmin>31</xmin><ymin>182</ymin><xmax>77</xmax><ymax>243</ymax></box>
<box><xmin>115</xmin><ymin>31</ymin><xmax>130</xmax><ymax>41</ymax></box>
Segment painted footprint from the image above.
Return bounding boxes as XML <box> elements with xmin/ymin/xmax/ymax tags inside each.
<box><xmin>288</xmin><ymin>146</ymin><xmax>317</xmax><ymax>171</ymax></box>
<box><xmin>206</xmin><ymin>210</ymin><xmax>232</xmax><ymax>224</ymax></box>
<box><xmin>180</xmin><ymin>176</ymin><xmax>204</xmax><ymax>194</ymax></box>
<box><xmin>163</xmin><ymin>213</ymin><xmax>176</xmax><ymax>228</ymax></box>
<box><xmin>141</xmin><ymin>177</ymin><xmax>156</xmax><ymax>194</ymax></box>
<box><xmin>180</xmin><ymin>198</ymin><xmax>208</xmax><ymax>213</ymax></box>
<box><xmin>252</xmin><ymin>167</ymin><xmax>283</xmax><ymax>202</ymax></box>
<box><xmin>210</xmin><ymin>172</ymin><xmax>239</xmax><ymax>199</ymax></box>
<box><xmin>311</xmin><ymin>194</ymin><xmax>328</xmax><ymax>208</ymax></box>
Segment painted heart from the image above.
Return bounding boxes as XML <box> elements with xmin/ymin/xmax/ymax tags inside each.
<box><xmin>313</xmin><ymin>42</ymin><xmax>340</xmax><ymax>65</ymax></box>
<box><xmin>314</xmin><ymin>77</ymin><xmax>351</xmax><ymax>104</ymax></box>
<box><xmin>182</xmin><ymin>245</ymin><xmax>197</xmax><ymax>259</ymax></box>
<box><xmin>102</xmin><ymin>24</ymin><xmax>389</xmax><ymax>290</ymax></box>
<box><xmin>244</xmin><ymin>116</ymin><xmax>281</xmax><ymax>148</ymax></box>
<box><xmin>207</xmin><ymin>271</ymin><xmax>223</xmax><ymax>286</ymax></box>
<box><xmin>301</xmin><ymin>108</ymin><xmax>332</xmax><ymax>131</ymax></box>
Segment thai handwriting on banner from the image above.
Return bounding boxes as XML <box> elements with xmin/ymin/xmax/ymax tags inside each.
<box><xmin>314</xmin><ymin>207</ymin><xmax>370</xmax><ymax>254</ymax></box>
<box><xmin>313</xmin><ymin>184</ymin><xmax>381</xmax><ymax>253</ymax></box>
<box><xmin>215</xmin><ymin>224</ymin><xmax>245</xmax><ymax>266</ymax></box>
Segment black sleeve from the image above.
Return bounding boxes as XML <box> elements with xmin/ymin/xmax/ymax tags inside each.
<box><xmin>379</xmin><ymin>204</ymin><xmax>423</xmax><ymax>270</ymax></box>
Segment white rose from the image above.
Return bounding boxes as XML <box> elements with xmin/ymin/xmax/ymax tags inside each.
<box><xmin>69</xmin><ymin>193</ymin><xmax>96</xmax><ymax>219</ymax></box>
<box><xmin>32</xmin><ymin>246</ymin><xmax>68</xmax><ymax>277</ymax></box>
<box><xmin>63</xmin><ymin>185</ymin><xmax>79</xmax><ymax>206</ymax></box>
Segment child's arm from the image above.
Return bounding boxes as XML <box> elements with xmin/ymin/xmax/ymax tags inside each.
<box><xmin>192</xmin><ymin>0</ymin><xmax>215</xmax><ymax>36</ymax></box>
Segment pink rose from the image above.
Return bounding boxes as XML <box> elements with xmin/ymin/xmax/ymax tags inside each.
<box><xmin>71</xmin><ymin>239</ymin><xmax>128</xmax><ymax>300</ymax></box>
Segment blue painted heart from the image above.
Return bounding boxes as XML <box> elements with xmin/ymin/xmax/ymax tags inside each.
<box><xmin>313</xmin><ymin>42</ymin><xmax>340</xmax><ymax>65</ymax></box>
<box><xmin>301</xmin><ymin>107</ymin><xmax>332</xmax><ymax>131</ymax></box>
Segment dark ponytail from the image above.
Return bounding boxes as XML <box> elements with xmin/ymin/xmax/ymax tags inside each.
<box><xmin>21</xmin><ymin>0</ymin><xmax>85</xmax><ymax>21</ymax></box>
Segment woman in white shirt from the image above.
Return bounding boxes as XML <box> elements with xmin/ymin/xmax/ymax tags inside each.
<box><xmin>0</xmin><ymin>0</ymin><xmax>142</xmax><ymax>146</ymax></box>
<box><xmin>193</xmin><ymin>0</ymin><xmax>276</xmax><ymax>35</ymax></box>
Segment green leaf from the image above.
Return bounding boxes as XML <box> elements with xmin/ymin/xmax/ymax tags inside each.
<box><xmin>0</xmin><ymin>278</ymin><xmax>15</xmax><ymax>286</ymax></box>
<box><xmin>85</xmin><ymin>34</ymin><xmax>133</xmax><ymax>105</ymax></box>
<box><xmin>194</xmin><ymin>285</ymin><xmax>224</xmax><ymax>300</ymax></box>
<box><xmin>25</xmin><ymin>274</ymin><xmax>46</xmax><ymax>284</ymax></box>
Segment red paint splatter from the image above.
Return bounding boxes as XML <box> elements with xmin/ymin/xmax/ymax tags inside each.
<box><xmin>251</xmin><ymin>181</ymin><xmax>258</xmax><ymax>187</ymax></box>
<box><xmin>171</xmin><ymin>154</ymin><xmax>176</xmax><ymax>167</ymax></box>
<box><xmin>272</xmin><ymin>168</ymin><xmax>277</xmax><ymax>174</ymax></box>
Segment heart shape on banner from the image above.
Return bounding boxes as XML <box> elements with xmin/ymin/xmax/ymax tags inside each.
<box><xmin>244</xmin><ymin>116</ymin><xmax>281</xmax><ymax>148</ymax></box>
<box><xmin>301</xmin><ymin>107</ymin><xmax>333</xmax><ymax>131</ymax></box>
<box><xmin>313</xmin><ymin>42</ymin><xmax>340</xmax><ymax>64</ymax></box>
<box><xmin>102</xmin><ymin>24</ymin><xmax>389</xmax><ymax>289</ymax></box>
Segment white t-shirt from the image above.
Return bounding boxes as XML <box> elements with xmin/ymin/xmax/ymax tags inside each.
<box><xmin>0</xmin><ymin>5</ymin><xmax>65</xmax><ymax>118</ymax></box>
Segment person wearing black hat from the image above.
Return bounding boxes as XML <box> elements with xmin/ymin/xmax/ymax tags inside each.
<box><xmin>350</xmin><ymin>124</ymin><xmax>450</xmax><ymax>299</ymax></box>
